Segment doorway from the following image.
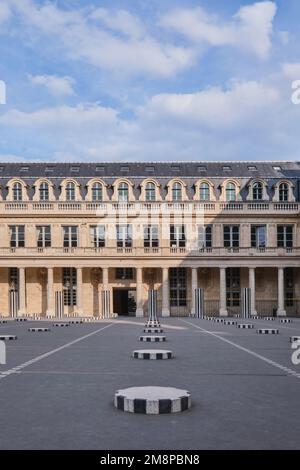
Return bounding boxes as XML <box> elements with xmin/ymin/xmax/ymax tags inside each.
<box><xmin>113</xmin><ymin>289</ymin><xmax>136</xmax><ymax>316</ymax></box>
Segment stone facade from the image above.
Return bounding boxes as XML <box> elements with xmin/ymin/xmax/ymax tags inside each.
<box><xmin>0</xmin><ymin>161</ymin><xmax>299</xmax><ymax>318</ymax></box>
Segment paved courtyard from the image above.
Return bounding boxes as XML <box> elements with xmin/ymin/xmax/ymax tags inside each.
<box><xmin>0</xmin><ymin>316</ymin><xmax>300</xmax><ymax>450</ymax></box>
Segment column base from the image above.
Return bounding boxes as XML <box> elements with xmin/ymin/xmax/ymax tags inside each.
<box><xmin>277</xmin><ymin>309</ymin><xmax>286</xmax><ymax>317</ymax></box>
<box><xmin>46</xmin><ymin>309</ymin><xmax>55</xmax><ymax>318</ymax></box>
<box><xmin>219</xmin><ymin>308</ymin><xmax>228</xmax><ymax>317</ymax></box>
<box><xmin>17</xmin><ymin>309</ymin><xmax>27</xmax><ymax>317</ymax></box>
<box><xmin>250</xmin><ymin>310</ymin><xmax>258</xmax><ymax>317</ymax></box>
<box><xmin>136</xmin><ymin>308</ymin><xmax>144</xmax><ymax>318</ymax></box>
<box><xmin>162</xmin><ymin>308</ymin><xmax>170</xmax><ymax>317</ymax></box>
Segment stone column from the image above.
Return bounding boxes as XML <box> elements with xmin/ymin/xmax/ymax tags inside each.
<box><xmin>18</xmin><ymin>267</ymin><xmax>26</xmax><ymax>316</ymax></box>
<box><xmin>277</xmin><ymin>267</ymin><xmax>286</xmax><ymax>317</ymax></box>
<box><xmin>135</xmin><ymin>267</ymin><xmax>144</xmax><ymax>317</ymax></box>
<box><xmin>191</xmin><ymin>268</ymin><xmax>198</xmax><ymax>315</ymax></box>
<box><xmin>76</xmin><ymin>267</ymin><xmax>83</xmax><ymax>315</ymax></box>
<box><xmin>219</xmin><ymin>267</ymin><xmax>228</xmax><ymax>316</ymax></box>
<box><xmin>249</xmin><ymin>267</ymin><xmax>257</xmax><ymax>316</ymax></box>
<box><xmin>46</xmin><ymin>267</ymin><xmax>54</xmax><ymax>317</ymax></box>
<box><xmin>162</xmin><ymin>267</ymin><xmax>170</xmax><ymax>317</ymax></box>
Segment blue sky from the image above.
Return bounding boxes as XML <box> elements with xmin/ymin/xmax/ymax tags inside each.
<box><xmin>0</xmin><ymin>0</ymin><xmax>299</xmax><ymax>162</ymax></box>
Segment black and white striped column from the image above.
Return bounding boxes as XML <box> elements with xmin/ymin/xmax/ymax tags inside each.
<box><xmin>194</xmin><ymin>288</ymin><xmax>204</xmax><ymax>318</ymax></box>
<box><xmin>146</xmin><ymin>289</ymin><xmax>160</xmax><ymax>327</ymax></box>
<box><xmin>55</xmin><ymin>291</ymin><xmax>63</xmax><ymax>318</ymax></box>
<box><xmin>242</xmin><ymin>288</ymin><xmax>251</xmax><ymax>319</ymax></box>
<box><xmin>102</xmin><ymin>289</ymin><xmax>111</xmax><ymax>319</ymax></box>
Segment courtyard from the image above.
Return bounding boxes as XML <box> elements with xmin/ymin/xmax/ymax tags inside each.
<box><xmin>0</xmin><ymin>316</ymin><xmax>300</xmax><ymax>450</ymax></box>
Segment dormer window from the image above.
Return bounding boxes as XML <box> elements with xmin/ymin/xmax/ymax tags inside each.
<box><xmin>20</xmin><ymin>166</ymin><xmax>29</xmax><ymax>173</ymax></box>
<box><xmin>172</xmin><ymin>182</ymin><xmax>182</xmax><ymax>201</ymax></box>
<box><xmin>70</xmin><ymin>166</ymin><xmax>80</xmax><ymax>173</ymax></box>
<box><xmin>118</xmin><ymin>182</ymin><xmax>129</xmax><ymax>202</ymax></box>
<box><xmin>13</xmin><ymin>182</ymin><xmax>22</xmax><ymax>201</ymax></box>
<box><xmin>226</xmin><ymin>182</ymin><xmax>236</xmax><ymax>201</ymax></box>
<box><xmin>39</xmin><ymin>182</ymin><xmax>49</xmax><ymax>201</ymax></box>
<box><xmin>252</xmin><ymin>182</ymin><xmax>263</xmax><ymax>201</ymax></box>
<box><xmin>199</xmin><ymin>182</ymin><xmax>210</xmax><ymax>201</ymax></box>
<box><xmin>146</xmin><ymin>166</ymin><xmax>155</xmax><ymax>173</ymax></box>
<box><xmin>66</xmin><ymin>182</ymin><xmax>76</xmax><ymax>201</ymax></box>
<box><xmin>145</xmin><ymin>182</ymin><xmax>156</xmax><ymax>201</ymax></box>
<box><xmin>197</xmin><ymin>166</ymin><xmax>207</xmax><ymax>173</ymax></box>
<box><xmin>279</xmin><ymin>182</ymin><xmax>289</xmax><ymax>202</ymax></box>
<box><xmin>92</xmin><ymin>182</ymin><xmax>103</xmax><ymax>201</ymax></box>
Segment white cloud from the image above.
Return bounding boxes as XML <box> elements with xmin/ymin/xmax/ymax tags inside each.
<box><xmin>90</xmin><ymin>8</ymin><xmax>145</xmax><ymax>39</ymax></box>
<box><xmin>0</xmin><ymin>103</ymin><xmax>117</xmax><ymax>129</ymax></box>
<box><xmin>160</xmin><ymin>1</ymin><xmax>277</xmax><ymax>59</ymax></box>
<box><xmin>28</xmin><ymin>74</ymin><xmax>75</xmax><ymax>96</ymax></box>
<box><xmin>6</xmin><ymin>0</ymin><xmax>194</xmax><ymax>78</ymax></box>
<box><xmin>0</xmin><ymin>80</ymin><xmax>287</xmax><ymax>162</ymax></box>
<box><xmin>138</xmin><ymin>81</ymin><xmax>280</xmax><ymax>129</ymax></box>
<box><xmin>0</xmin><ymin>3</ymin><xmax>11</xmax><ymax>23</ymax></box>
<box><xmin>282</xmin><ymin>63</ymin><xmax>300</xmax><ymax>79</ymax></box>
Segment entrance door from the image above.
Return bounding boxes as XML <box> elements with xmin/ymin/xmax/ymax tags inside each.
<box><xmin>113</xmin><ymin>289</ymin><xmax>136</xmax><ymax>316</ymax></box>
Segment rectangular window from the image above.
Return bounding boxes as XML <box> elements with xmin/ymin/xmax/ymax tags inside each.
<box><xmin>198</xmin><ymin>225</ymin><xmax>212</xmax><ymax>249</ymax></box>
<box><xmin>144</xmin><ymin>225</ymin><xmax>159</xmax><ymax>248</ymax></box>
<box><xmin>277</xmin><ymin>225</ymin><xmax>293</xmax><ymax>248</ymax></box>
<box><xmin>226</xmin><ymin>268</ymin><xmax>240</xmax><ymax>307</ymax></box>
<box><xmin>115</xmin><ymin>268</ymin><xmax>134</xmax><ymax>280</ymax></box>
<box><xmin>170</xmin><ymin>268</ymin><xmax>187</xmax><ymax>307</ymax></box>
<box><xmin>63</xmin><ymin>268</ymin><xmax>77</xmax><ymax>306</ymax></box>
<box><xmin>251</xmin><ymin>225</ymin><xmax>266</xmax><ymax>248</ymax></box>
<box><xmin>9</xmin><ymin>267</ymin><xmax>19</xmax><ymax>290</ymax></box>
<box><xmin>170</xmin><ymin>225</ymin><xmax>186</xmax><ymax>248</ymax></box>
<box><xmin>9</xmin><ymin>225</ymin><xmax>25</xmax><ymax>248</ymax></box>
<box><xmin>63</xmin><ymin>226</ymin><xmax>78</xmax><ymax>248</ymax></box>
<box><xmin>116</xmin><ymin>225</ymin><xmax>132</xmax><ymax>248</ymax></box>
<box><xmin>223</xmin><ymin>225</ymin><xmax>239</xmax><ymax>248</ymax></box>
<box><xmin>37</xmin><ymin>225</ymin><xmax>51</xmax><ymax>248</ymax></box>
<box><xmin>90</xmin><ymin>225</ymin><xmax>105</xmax><ymax>248</ymax></box>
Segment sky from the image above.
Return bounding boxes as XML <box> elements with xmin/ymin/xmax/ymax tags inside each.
<box><xmin>0</xmin><ymin>0</ymin><xmax>300</xmax><ymax>163</ymax></box>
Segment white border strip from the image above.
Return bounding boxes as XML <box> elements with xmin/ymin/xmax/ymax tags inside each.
<box><xmin>181</xmin><ymin>319</ymin><xmax>300</xmax><ymax>380</ymax></box>
<box><xmin>0</xmin><ymin>323</ymin><xmax>115</xmax><ymax>381</ymax></box>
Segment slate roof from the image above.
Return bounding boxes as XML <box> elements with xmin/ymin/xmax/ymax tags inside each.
<box><xmin>0</xmin><ymin>161</ymin><xmax>299</xmax><ymax>179</ymax></box>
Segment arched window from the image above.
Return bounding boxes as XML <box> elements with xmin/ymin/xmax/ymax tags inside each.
<box><xmin>92</xmin><ymin>182</ymin><xmax>103</xmax><ymax>201</ymax></box>
<box><xmin>226</xmin><ymin>182</ymin><xmax>236</xmax><ymax>202</ymax></box>
<box><xmin>172</xmin><ymin>182</ymin><xmax>182</xmax><ymax>201</ymax></box>
<box><xmin>13</xmin><ymin>183</ymin><xmax>22</xmax><ymax>202</ymax></box>
<box><xmin>200</xmin><ymin>182</ymin><xmax>210</xmax><ymax>201</ymax></box>
<box><xmin>66</xmin><ymin>182</ymin><xmax>75</xmax><ymax>201</ymax></box>
<box><xmin>118</xmin><ymin>182</ymin><xmax>129</xmax><ymax>202</ymax></box>
<box><xmin>39</xmin><ymin>182</ymin><xmax>49</xmax><ymax>201</ymax></box>
<box><xmin>252</xmin><ymin>182</ymin><xmax>263</xmax><ymax>201</ymax></box>
<box><xmin>279</xmin><ymin>183</ymin><xmax>289</xmax><ymax>202</ymax></box>
<box><xmin>145</xmin><ymin>182</ymin><xmax>156</xmax><ymax>201</ymax></box>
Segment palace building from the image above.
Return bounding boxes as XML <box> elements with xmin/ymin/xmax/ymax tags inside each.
<box><xmin>0</xmin><ymin>161</ymin><xmax>299</xmax><ymax>318</ymax></box>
